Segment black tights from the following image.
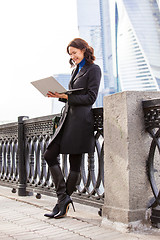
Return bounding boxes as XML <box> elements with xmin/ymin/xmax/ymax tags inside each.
<box><xmin>44</xmin><ymin>142</ymin><xmax>82</xmax><ymax>173</ymax></box>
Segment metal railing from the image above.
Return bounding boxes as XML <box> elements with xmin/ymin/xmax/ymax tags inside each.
<box><xmin>143</xmin><ymin>99</ymin><xmax>160</xmax><ymax>228</ymax></box>
<box><xmin>0</xmin><ymin>108</ymin><xmax>104</xmax><ymax>208</ymax></box>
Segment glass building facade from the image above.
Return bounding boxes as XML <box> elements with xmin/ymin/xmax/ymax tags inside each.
<box><xmin>112</xmin><ymin>0</ymin><xmax>160</xmax><ymax>91</ymax></box>
<box><xmin>77</xmin><ymin>0</ymin><xmax>105</xmax><ymax>107</ymax></box>
<box><xmin>77</xmin><ymin>0</ymin><xmax>160</xmax><ymax>106</ymax></box>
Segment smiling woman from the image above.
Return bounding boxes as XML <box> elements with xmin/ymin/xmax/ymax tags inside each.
<box><xmin>0</xmin><ymin>0</ymin><xmax>79</xmax><ymax>122</ymax></box>
<box><xmin>68</xmin><ymin>47</ymin><xmax>85</xmax><ymax>65</ymax></box>
<box><xmin>43</xmin><ymin>37</ymin><xmax>102</xmax><ymax>219</ymax></box>
<box><xmin>67</xmin><ymin>38</ymin><xmax>96</xmax><ymax>66</ymax></box>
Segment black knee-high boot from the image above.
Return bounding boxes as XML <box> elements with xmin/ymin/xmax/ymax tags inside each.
<box><xmin>44</xmin><ymin>165</ymin><xmax>75</xmax><ymax>218</ymax></box>
<box><xmin>66</xmin><ymin>171</ymin><xmax>80</xmax><ymax>196</ymax></box>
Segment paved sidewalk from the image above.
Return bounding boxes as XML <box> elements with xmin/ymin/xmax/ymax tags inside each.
<box><xmin>0</xmin><ymin>185</ymin><xmax>159</xmax><ymax>240</ymax></box>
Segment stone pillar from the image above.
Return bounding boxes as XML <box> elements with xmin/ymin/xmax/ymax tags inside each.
<box><xmin>102</xmin><ymin>91</ymin><xmax>160</xmax><ymax>225</ymax></box>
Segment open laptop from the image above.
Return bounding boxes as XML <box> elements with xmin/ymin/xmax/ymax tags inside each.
<box><xmin>31</xmin><ymin>76</ymin><xmax>83</xmax><ymax>96</ymax></box>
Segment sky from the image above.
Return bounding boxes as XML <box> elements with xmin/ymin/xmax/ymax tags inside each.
<box><xmin>0</xmin><ymin>0</ymin><xmax>79</xmax><ymax>123</ymax></box>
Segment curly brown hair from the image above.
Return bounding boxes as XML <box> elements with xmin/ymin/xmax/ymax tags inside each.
<box><xmin>67</xmin><ymin>38</ymin><xmax>95</xmax><ymax>67</ymax></box>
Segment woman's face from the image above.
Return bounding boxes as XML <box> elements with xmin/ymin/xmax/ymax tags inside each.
<box><xmin>68</xmin><ymin>46</ymin><xmax>85</xmax><ymax>65</ymax></box>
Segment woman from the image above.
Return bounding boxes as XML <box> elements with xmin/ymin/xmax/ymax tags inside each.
<box><xmin>44</xmin><ymin>38</ymin><xmax>101</xmax><ymax>219</ymax></box>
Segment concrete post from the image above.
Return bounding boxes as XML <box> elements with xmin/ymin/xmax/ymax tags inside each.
<box><xmin>102</xmin><ymin>91</ymin><xmax>160</xmax><ymax>226</ymax></box>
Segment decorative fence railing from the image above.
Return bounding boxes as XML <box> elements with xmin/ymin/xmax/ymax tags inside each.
<box><xmin>0</xmin><ymin>108</ymin><xmax>104</xmax><ymax>208</ymax></box>
<box><xmin>143</xmin><ymin>99</ymin><xmax>160</xmax><ymax>228</ymax></box>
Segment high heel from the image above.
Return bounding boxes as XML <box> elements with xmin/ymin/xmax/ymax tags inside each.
<box><xmin>44</xmin><ymin>165</ymin><xmax>75</xmax><ymax>219</ymax></box>
<box><xmin>71</xmin><ymin>201</ymin><xmax>75</xmax><ymax>212</ymax></box>
<box><xmin>54</xmin><ymin>195</ymin><xmax>75</xmax><ymax>219</ymax></box>
<box><xmin>44</xmin><ymin>203</ymin><xmax>59</xmax><ymax>218</ymax></box>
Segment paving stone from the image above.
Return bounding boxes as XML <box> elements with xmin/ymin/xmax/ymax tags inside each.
<box><xmin>0</xmin><ymin>236</ymin><xmax>14</xmax><ymax>240</ymax></box>
<box><xmin>0</xmin><ymin>185</ymin><xmax>160</xmax><ymax>240</ymax></box>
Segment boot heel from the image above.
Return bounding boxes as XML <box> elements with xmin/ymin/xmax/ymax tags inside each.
<box><xmin>54</xmin><ymin>195</ymin><xmax>74</xmax><ymax>219</ymax></box>
<box><xmin>71</xmin><ymin>201</ymin><xmax>75</xmax><ymax>212</ymax></box>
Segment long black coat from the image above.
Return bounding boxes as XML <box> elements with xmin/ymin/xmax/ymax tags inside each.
<box><xmin>48</xmin><ymin>63</ymin><xmax>101</xmax><ymax>154</ymax></box>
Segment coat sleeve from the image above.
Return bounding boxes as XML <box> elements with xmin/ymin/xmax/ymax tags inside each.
<box><xmin>58</xmin><ymin>98</ymin><xmax>67</xmax><ymax>103</ymax></box>
<box><xmin>68</xmin><ymin>65</ymin><xmax>101</xmax><ymax>106</ymax></box>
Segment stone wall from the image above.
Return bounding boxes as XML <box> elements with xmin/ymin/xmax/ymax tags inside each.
<box><xmin>102</xmin><ymin>91</ymin><xmax>160</xmax><ymax>225</ymax></box>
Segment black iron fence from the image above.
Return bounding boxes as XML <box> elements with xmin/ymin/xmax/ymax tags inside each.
<box><xmin>143</xmin><ymin>99</ymin><xmax>160</xmax><ymax>228</ymax></box>
<box><xmin>0</xmin><ymin>108</ymin><xmax>104</xmax><ymax>208</ymax></box>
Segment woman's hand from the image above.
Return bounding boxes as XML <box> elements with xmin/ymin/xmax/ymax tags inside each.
<box><xmin>47</xmin><ymin>91</ymin><xmax>68</xmax><ymax>100</ymax></box>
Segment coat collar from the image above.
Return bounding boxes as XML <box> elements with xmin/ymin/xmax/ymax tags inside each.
<box><xmin>72</xmin><ymin>64</ymin><xmax>88</xmax><ymax>83</ymax></box>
